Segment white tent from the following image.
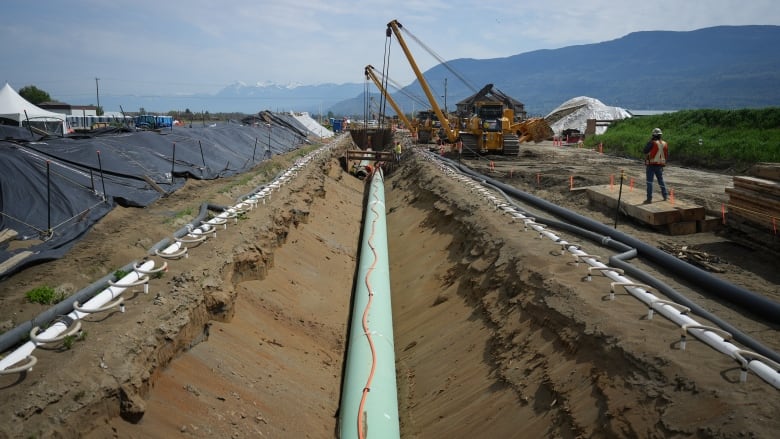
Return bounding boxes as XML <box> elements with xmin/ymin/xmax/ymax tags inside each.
<box><xmin>0</xmin><ymin>83</ymin><xmax>66</xmax><ymax>134</ymax></box>
<box><xmin>545</xmin><ymin>96</ymin><xmax>631</xmax><ymax>136</ymax></box>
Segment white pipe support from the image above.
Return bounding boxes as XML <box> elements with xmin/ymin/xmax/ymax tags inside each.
<box><xmin>204</xmin><ymin>216</ymin><xmax>228</xmax><ymax>230</ymax></box>
<box><xmin>648</xmin><ymin>298</ymin><xmax>690</xmax><ymax>320</ymax></box>
<box><xmin>108</xmin><ymin>275</ymin><xmax>150</xmax><ymax>289</ymax></box>
<box><xmin>29</xmin><ymin>318</ymin><xmax>82</xmax><ymax>344</ymax></box>
<box><xmin>0</xmin><ymin>355</ymin><xmax>37</xmax><ymax>375</ymax></box>
<box><xmin>573</xmin><ymin>253</ymin><xmax>601</xmax><ymax>266</ymax></box>
<box><xmin>198</xmin><ymin>223</ymin><xmax>215</xmax><ymax>237</ymax></box>
<box><xmin>586</xmin><ymin>266</ymin><xmax>624</xmax><ymax>282</ymax></box>
<box><xmin>234</xmin><ymin>201</ymin><xmax>252</xmax><ymax>211</ymax></box>
<box><xmin>0</xmin><ymin>260</ymin><xmax>155</xmax><ymax>373</ymax></box>
<box><xmin>175</xmin><ymin>234</ymin><xmax>208</xmax><ymax>246</ymax></box>
<box><xmin>155</xmin><ymin>245</ymin><xmax>188</xmax><ymax>259</ymax></box>
<box><xmin>733</xmin><ymin>350</ymin><xmax>780</xmax><ymax>386</ymax></box>
<box><xmin>609</xmin><ymin>281</ymin><xmax>654</xmax><ymax>301</ymax></box>
<box><xmin>681</xmin><ymin>323</ymin><xmax>733</xmax><ymax>346</ymax></box>
<box><xmin>73</xmin><ymin>296</ymin><xmax>125</xmax><ymax>314</ymax></box>
<box><xmin>133</xmin><ymin>260</ymin><xmax>168</xmax><ymax>275</ymax></box>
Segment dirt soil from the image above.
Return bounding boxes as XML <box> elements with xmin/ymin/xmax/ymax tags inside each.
<box><xmin>0</xmin><ymin>136</ymin><xmax>778</xmax><ymax>438</ymax></box>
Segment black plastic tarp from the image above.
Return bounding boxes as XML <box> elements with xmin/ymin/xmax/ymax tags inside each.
<box><xmin>0</xmin><ymin>118</ymin><xmax>310</xmax><ymax>278</ymax></box>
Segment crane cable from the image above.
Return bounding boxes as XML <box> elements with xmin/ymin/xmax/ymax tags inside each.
<box><xmin>372</xmin><ymin>66</ymin><xmax>430</xmax><ymax>110</ymax></box>
<box><xmin>398</xmin><ymin>25</ymin><xmax>478</xmax><ymax>94</ymax></box>
<box><xmin>356</xmin><ymin>167</ymin><xmax>380</xmax><ymax>439</ymax></box>
<box><xmin>376</xmin><ymin>32</ymin><xmax>394</xmax><ymax>131</ymax></box>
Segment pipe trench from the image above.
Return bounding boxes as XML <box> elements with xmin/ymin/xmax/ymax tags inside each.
<box><xmin>339</xmin><ymin>168</ymin><xmax>401</xmax><ymax>439</ymax></box>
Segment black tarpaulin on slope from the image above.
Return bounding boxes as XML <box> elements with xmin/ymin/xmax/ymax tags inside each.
<box><xmin>0</xmin><ymin>120</ymin><xmax>305</xmax><ymax>279</ymax></box>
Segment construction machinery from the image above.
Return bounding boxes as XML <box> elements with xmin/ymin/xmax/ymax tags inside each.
<box><xmin>386</xmin><ymin>20</ymin><xmax>459</xmax><ymax>146</ymax></box>
<box><xmin>386</xmin><ymin>19</ymin><xmax>552</xmax><ymax>156</ymax></box>
<box><xmin>413</xmin><ymin>110</ymin><xmax>437</xmax><ymax>144</ymax></box>
<box><xmin>457</xmin><ymin>84</ymin><xmax>552</xmax><ymax>156</ymax></box>
<box><xmin>364</xmin><ymin>65</ymin><xmax>416</xmax><ymax>137</ymax></box>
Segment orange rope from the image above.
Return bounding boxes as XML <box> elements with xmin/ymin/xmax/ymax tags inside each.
<box><xmin>357</xmin><ymin>170</ymin><xmax>380</xmax><ymax>439</ymax></box>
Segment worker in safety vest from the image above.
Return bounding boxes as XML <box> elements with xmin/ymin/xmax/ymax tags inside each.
<box><xmin>642</xmin><ymin>128</ymin><xmax>669</xmax><ymax>204</ymax></box>
<box><xmin>394</xmin><ymin>142</ymin><xmax>402</xmax><ymax>162</ymax></box>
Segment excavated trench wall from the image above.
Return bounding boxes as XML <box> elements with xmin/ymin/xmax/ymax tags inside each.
<box><xmin>385</xmin><ymin>158</ymin><xmax>721</xmax><ymax>438</ymax></box>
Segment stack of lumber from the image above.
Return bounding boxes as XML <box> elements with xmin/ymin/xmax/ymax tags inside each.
<box><xmin>725</xmin><ymin>163</ymin><xmax>780</xmax><ymax>234</ymax></box>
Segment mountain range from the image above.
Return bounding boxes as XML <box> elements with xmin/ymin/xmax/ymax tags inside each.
<box><xmin>98</xmin><ymin>25</ymin><xmax>780</xmax><ymax>117</ymax></box>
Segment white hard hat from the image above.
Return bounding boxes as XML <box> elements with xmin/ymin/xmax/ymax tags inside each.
<box><xmin>652</xmin><ymin>128</ymin><xmax>663</xmax><ymax>136</ymax></box>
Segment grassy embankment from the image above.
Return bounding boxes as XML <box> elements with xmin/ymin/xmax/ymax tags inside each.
<box><xmin>586</xmin><ymin>108</ymin><xmax>780</xmax><ymax>172</ymax></box>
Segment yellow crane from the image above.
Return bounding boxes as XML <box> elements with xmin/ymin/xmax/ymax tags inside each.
<box><xmin>364</xmin><ymin>65</ymin><xmax>416</xmax><ymax>137</ymax></box>
<box><xmin>386</xmin><ymin>19</ymin><xmax>459</xmax><ymax>145</ymax></box>
<box><xmin>386</xmin><ymin>19</ymin><xmax>552</xmax><ymax>156</ymax></box>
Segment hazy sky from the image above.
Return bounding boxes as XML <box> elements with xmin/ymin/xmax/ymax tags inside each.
<box><xmin>2</xmin><ymin>0</ymin><xmax>778</xmax><ymax>104</ymax></box>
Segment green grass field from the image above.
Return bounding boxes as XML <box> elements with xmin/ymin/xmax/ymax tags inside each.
<box><xmin>585</xmin><ymin>108</ymin><xmax>780</xmax><ymax>172</ymax></box>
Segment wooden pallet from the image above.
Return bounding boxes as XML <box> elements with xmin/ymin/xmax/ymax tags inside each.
<box><xmin>585</xmin><ymin>184</ymin><xmax>706</xmax><ymax>234</ymax></box>
<box><xmin>727</xmin><ymin>174</ymin><xmax>780</xmax><ymax>231</ymax></box>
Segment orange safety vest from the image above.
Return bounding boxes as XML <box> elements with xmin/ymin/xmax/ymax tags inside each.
<box><xmin>646</xmin><ymin>140</ymin><xmax>668</xmax><ymax>165</ymax></box>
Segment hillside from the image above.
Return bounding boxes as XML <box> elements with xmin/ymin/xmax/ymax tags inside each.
<box><xmin>91</xmin><ymin>25</ymin><xmax>780</xmax><ymax>116</ymax></box>
<box><xmin>332</xmin><ymin>25</ymin><xmax>780</xmax><ymax>116</ymax></box>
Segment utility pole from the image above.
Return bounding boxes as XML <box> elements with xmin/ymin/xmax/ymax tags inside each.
<box><xmin>95</xmin><ymin>77</ymin><xmax>101</xmax><ymax>115</ymax></box>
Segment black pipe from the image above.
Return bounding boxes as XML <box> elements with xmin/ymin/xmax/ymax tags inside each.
<box><xmin>0</xmin><ymin>203</ymin><xmax>231</xmax><ymax>354</ymax></box>
<box><xmin>444</xmin><ymin>156</ymin><xmax>780</xmax><ymax>324</ymax></box>
<box><xmin>0</xmin><ymin>260</ymin><xmax>138</xmax><ymax>353</ymax></box>
<box><xmin>483</xmin><ymin>181</ymin><xmax>780</xmax><ymax>366</ymax></box>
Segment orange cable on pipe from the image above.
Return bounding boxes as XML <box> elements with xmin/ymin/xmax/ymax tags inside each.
<box><xmin>357</xmin><ymin>184</ymin><xmax>381</xmax><ymax>439</ymax></box>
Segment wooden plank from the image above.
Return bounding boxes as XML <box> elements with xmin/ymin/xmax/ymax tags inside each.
<box><xmin>585</xmin><ymin>184</ymin><xmax>704</xmax><ymax>225</ymax></box>
<box><xmin>0</xmin><ymin>228</ymin><xmax>18</xmax><ymax>245</ymax></box>
<box><xmin>748</xmin><ymin>162</ymin><xmax>780</xmax><ymax>181</ymax></box>
<box><xmin>667</xmin><ymin>221</ymin><xmax>698</xmax><ymax>235</ymax></box>
<box><xmin>697</xmin><ymin>216</ymin><xmax>724</xmax><ymax>233</ymax></box>
<box><xmin>727</xmin><ymin>208</ymin><xmax>778</xmax><ymax>229</ymax></box>
<box><xmin>345</xmin><ymin>150</ymin><xmax>394</xmax><ymax>162</ymax></box>
<box><xmin>727</xmin><ymin>214</ymin><xmax>780</xmax><ymax>243</ymax></box>
<box><xmin>725</xmin><ymin>187</ymin><xmax>780</xmax><ymax>212</ymax></box>
<box><xmin>0</xmin><ymin>251</ymin><xmax>32</xmax><ymax>276</ymax></box>
<box><xmin>726</xmin><ymin>194</ymin><xmax>780</xmax><ymax>221</ymax></box>
<box><xmin>733</xmin><ymin>176</ymin><xmax>780</xmax><ymax>197</ymax></box>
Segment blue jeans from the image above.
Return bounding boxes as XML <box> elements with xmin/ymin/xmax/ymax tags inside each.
<box><xmin>646</xmin><ymin>165</ymin><xmax>667</xmax><ymax>201</ymax></box>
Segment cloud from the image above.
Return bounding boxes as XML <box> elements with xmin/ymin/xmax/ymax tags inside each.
<box><xmin>2</xmin><ymin>0</ymin><xmax>778</xmax><ymax>101</ymax></box>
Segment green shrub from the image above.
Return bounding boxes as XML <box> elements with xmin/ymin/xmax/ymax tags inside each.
<box><xmin>25</xmin><ymin>286</ymin><xmax>62</xmax><ymax>305</ymax></box>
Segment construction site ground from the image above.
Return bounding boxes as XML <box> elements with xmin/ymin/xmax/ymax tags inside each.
<box><xmin>0</xmin><ymin>136</ymin><xmax>778</xmax><ymax>438</ymax></box>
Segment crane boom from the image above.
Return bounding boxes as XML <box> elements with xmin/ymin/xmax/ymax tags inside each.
<box><xmin>364</xmin><ymin>65</ymin><xmax>415</xmax><ymax>135</ymax></box>
<box><xmin>386</xmin><ymin>19</ymin><xmax>457</xmax><ymax>143</ymax></box>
